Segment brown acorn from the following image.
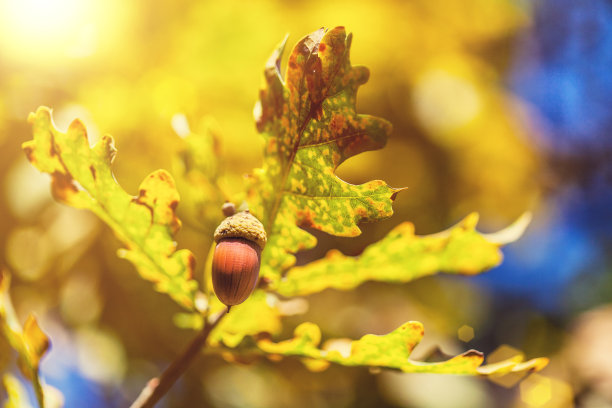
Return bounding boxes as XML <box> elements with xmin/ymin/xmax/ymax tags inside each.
<box><xmin>212</xmin><ymin>210</ymin><xmax>267</xmax><ymax>311</ymax></box>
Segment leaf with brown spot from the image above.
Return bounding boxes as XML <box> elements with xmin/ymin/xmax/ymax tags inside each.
<box><xmin>250</xmin><ymin>27</ymin><xmax>402</xmax><ymax>284</ymax></box>
<box><xmin>274</xmin><ymin>213</ymin><xmax>506</xmax><ymax>297</ymax></box>
<box><xmin>257</xmin><ymin>321</ymin><xmax>548</xmax><ymax>375</ymax></box>
<box><xmin>23</xmin><ymin>107</ymin><xmax>198</xmax><ymax>309</ymax></box>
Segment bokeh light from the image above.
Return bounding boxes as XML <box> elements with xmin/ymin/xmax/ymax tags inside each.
<box><xmin>457</xmin><ymin>324</ymin><xmax>475</xmax><ymax>343</ymax></box>
<box><xmin>0</xmin><ymin>0</ymin><xmax>120</xmax><ymax>64</ymax></box>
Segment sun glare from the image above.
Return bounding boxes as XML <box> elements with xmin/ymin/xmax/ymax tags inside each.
<box><xmin>0</xmin><ymin>0</ymin><xmax>120</xmax><ymax>64</ymax></box>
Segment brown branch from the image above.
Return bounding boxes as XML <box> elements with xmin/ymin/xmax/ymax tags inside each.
<box><xmin>130</xmin><ymin>312</ymin><xmax>225</xmax><ymax>408</ymax></box>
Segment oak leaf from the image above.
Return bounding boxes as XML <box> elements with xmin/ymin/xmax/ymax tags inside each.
<box><xmin>249</xmin><ymin>27</ymin><xmax>402</xmax><ymax>283</ymax></box>
<box><xmin>274</xmin><ymin>213</ymin><xmax>504</xmax><ymax>296</ymax></box>
<box><xmin>23</xmin><ymin>107</ymin><xmax>198</xmax><ymax>309</ymax></box>
<box><xmin>257</xmin><ymin>321</ymin><xmax>549</xmax><ymax>375</ymax></box>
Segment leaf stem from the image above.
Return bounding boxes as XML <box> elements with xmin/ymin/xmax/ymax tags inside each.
<box><xmin>130</xmin><ymin>312</ymin><xmax>225</xmax><ymax>408</ymax></box>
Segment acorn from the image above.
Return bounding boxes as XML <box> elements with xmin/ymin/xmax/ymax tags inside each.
<box><xmin>212</xmin><ymin>207</ymin><xmax>267</xmax><ymax>312</ymax></box>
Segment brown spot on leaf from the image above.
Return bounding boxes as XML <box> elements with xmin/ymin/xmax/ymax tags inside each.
<box><xmin>49</xmin><ymin>135</ymin><xmax>58</xmax><ymax>157</ymax></box>
<box><xmin>89</xmin><ymin>165</ymin><xmax>97</xmax><ymax>181</ymax></box>
<box><xmin>331</xmin><ymin>151</ymin><xmax>341</xmax><ymax>166</ymax></box>
<box><xmin>329</xmin><ymin>114</ymin><xmax>346</xmax><ymax>135</ymax></box>
<box><xmin>50</xmin><ymin>171</ymin><xmax>78</xmax><ymax>202</ymax></box>
<box><xmin>354</xmin><ymin>207</ymin><xmax>368</xmax><ymax>217</ymax></box>
<box><xmin>297</xmin><ymin>209</ymin><xmax>321</xmax><ymax>230</ymax></box>
<box><xmin>132</xmin><ymin>194</ymin><xmax>155</xmax><ymax>223</ymax></box>
<box><xmin>255</xmin><ymin>332</ymin><xmax>272</xmax><ymax>341</ymax></box>
<box><xmin>407</xmin><ymin>322</ymin><xmax>424</xmax><ymax>337</ymax></box>
<box><xmin>306</xmin><ymin>56</ymin><xmax>324</xmax><ymax>104</ymax></box>
<box><xmin>169</xmin><ymin>200</ymin><xmax>178</xmax><ymax>211</ymax></box>
<box><xmin>187</xmin><ymin>253</ymin><xmax>196</xmax><ymax>277</ymax></box>
<box><xmin>289</xmin><ymin>60</ymin><xmax>298</xmax><ymax>69</ymax></box>
<box><xmin>23</xmin><ymin>146</ymin><xmax>34</xmax><ymax>163</ymax></box>
<box><xmin>154</xmin><ymin>171</ymin><xmax>170</xmax><ymax>182</ymax></box>
<box><xmin>461</xmin><ymin>349</ymin><xmax>484</xmax><ymax>359</ymax></box>
<box><xmin>266</xmin><ymin>138</ymin><xmax>277</xmax><ymax>154</ymax></box>
<box><xmin>318</xmin><ymin>42</ymin><xmax>326</xmax><ymax>52</ymax></box>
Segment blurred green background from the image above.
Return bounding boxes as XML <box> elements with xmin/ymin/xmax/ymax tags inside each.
<box><xmin>1</xmin><ymin>0</ymin><xmax>612</xmax><ymax>406</ymax></box>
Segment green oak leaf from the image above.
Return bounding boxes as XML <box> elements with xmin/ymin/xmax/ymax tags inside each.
<box><xmin>0</xmin><ymin>271</ymin><xmax>50</xmax><ymax>408</ymax></box>
<box><xmin>257</xmin><ymin>321</ymin><xmax>549</xmax><ymax>375</ymax></box>
<box><xmin>172</xmin><ymin>118</ymin><xmax>226</xmax><ymax>233</ymax></box>
<box><xmin>249</xmin><ymin>26</ymin><xmax>402</xmax><ymax>283</ymax></box>
<box><xmin>23</xmin><ymin>107</ymin><xmax>198</xmax><ymax>310</ymax></box>
<box><xmin>274</xmin><ymin>213</ymin><xmax>504</xmax><ymax>297</ymax></box>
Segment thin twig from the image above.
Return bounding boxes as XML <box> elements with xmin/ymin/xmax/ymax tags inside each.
<box><xmin>130</xmin><ymin>312</ymin><xmax>225</xmax><ymax>408</ymax></box>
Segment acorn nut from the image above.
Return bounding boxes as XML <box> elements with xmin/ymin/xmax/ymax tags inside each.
<box><xmin>212</xmin><ymin>210</ymin><xmax>267</xmax><ymax>311</ymax></box>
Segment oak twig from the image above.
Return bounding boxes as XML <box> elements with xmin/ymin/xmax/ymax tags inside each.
<box><xmin>130</xmin><ymin>312</ymin><xmax>225</xmax><ymax>408</ymax></box>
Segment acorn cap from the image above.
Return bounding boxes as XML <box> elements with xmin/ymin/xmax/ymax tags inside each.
<box><xmin>214</xmin><ymin>211</ymin><xmax>267</xmax><ymax>249</ymax></box>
